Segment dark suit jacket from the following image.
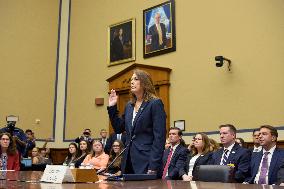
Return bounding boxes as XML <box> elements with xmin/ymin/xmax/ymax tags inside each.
<box><xmin>247</xmin><ymin>148</ymin><xmax>284</xmax><ymax>185</ymax></box>
<box><xmin>277</xmin><ymin>157</ymin><xmax>284</xmax><ymax>185</ymax></box>
<box><xmin>105</xmin><ymin>132</ymin><xmax>127</xmax><ymax>154</ymax></box>
<box><xmin>107</xmin><ymin>99</ymin><xmax>166</xmax><ymax>177</ymax></box>
<box><xmin>180</xmin><ymin>152</ymin><xmax>213</xmax><ymax>180</ymax></box>
<box><xmin>209</xmin><ymin>143</ymin><xmax>251</xmax><ymax>183</ymax></box>
<box><xmin>163</xmin><ymin>144</ymin><xmax>187</xmax><ymax>180</ymax></box>
<box><xmin>149</xmin><ymin>23</ymin><xmax>167</xmax><ymax>51</ymax></box>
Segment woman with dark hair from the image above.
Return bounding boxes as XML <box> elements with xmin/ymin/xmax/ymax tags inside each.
<box><xmin>74</xmin><ymin>140</ymin><xmax>90</xmax><ymax>168</ymax></box>
<box><xmin>181</xmin><ymin>133</ymin><xmax>212</xmax><ymax>181</ymax></box>
<box><xmin>105</xmin><ymin>140</ymin><xmax>124</xmax><ymax>176</ymax></box>
<box><xmin>63</xmin><ymin>142</ymin><xmax>78</xmax><ymax>166</ymax></box>
<box><xmin>108</xmin><ymin>69</ymin><xmax>166</xmax><ymax>176</ymax></box>
<box><xmin>0</xmin><ymin>132</ymin><xmax>20</xmax><ymax>170</ymax></box>
<box><xmin>83</xmin><ymin>140</ymin><xmax>109</xmax><ymax>171</ymax></box>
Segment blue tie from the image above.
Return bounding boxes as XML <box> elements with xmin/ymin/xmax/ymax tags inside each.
<box><xmin>221</xmin><ymin>149</ymin><xmax>229</xmax><ymax>165</ymax></box>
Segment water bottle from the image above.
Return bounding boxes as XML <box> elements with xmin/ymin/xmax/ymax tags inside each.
<box><xmin>79</xmin><ymin>163</ymin><xmax>85</xmax><ymax>169</ymax></box>
<box><xmin>69</xmin><ymin>163</ymin><xmax>75</xmax><ymax>169</ymax></box>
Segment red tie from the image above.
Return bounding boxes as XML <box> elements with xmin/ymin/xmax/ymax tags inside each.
<box><xmin>162</xmin><ymin>148</ymin><xmax>173</xmax><ymax>179</ymax></box>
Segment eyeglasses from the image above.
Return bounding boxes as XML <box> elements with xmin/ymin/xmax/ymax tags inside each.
<box><xmin>112</xmin><ymin>145</ymin><xmax>120</xmax><ymax>147</ymax></box>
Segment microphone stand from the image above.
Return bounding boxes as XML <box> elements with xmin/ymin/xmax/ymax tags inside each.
<box><xmin>97</xmin><ymin>135</ymin><xmax>135</xmax><ymax>175</ymax></box>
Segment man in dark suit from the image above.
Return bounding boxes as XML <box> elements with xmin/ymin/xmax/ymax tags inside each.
<box><xmin>250</xmin><ymin>129</ymin><xmax>262</xmax><ymax>153</ymax></box>
<box><xmin>104</xmin><ymin>132</ymin><xmax>126</xmax><ymax>154</ymax></box>
<box><xmin>162</xmin><ymin>127</ymin><xmax>187</xmax><ymax>180</ymax></box>
<box><xmin>210</xmin><ymin>124</ymin><xmax>251</xmax><ymax>183</ymax></box>
<box><xmin>99</xmin><ymin>129</ymin><xmax>108</xmax><ymax>148</ymax></box>
<box><xmin>149</xmin><ymin>12</ymin><xmax>167</xmax><ymax>51</ymax></box>
<box><xmin>246</xmin><ymin>125</ymin><xmax>284</xmax><ymax>185</ymax></box>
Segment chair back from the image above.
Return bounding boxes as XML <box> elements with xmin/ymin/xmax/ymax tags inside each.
<box><xmin>196</xmin><ymin>165</ymin><xmax>231</xmax><ymax>183</ymax></box>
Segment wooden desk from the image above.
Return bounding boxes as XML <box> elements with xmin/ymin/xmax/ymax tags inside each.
<box><xmin>0</xmin><ymin>171</ymin><xmax>282</xmax><ymax>189</ymax></box>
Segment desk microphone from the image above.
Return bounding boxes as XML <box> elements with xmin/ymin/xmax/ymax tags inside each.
<box><xmin>97</xmin><ymin>135</ymin><xmax>136</xmax><ymax>175</ymax></box>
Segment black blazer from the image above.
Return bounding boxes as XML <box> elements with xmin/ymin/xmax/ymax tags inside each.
<box><xmin>163</xmin><ymin>144</ymin><xmax>188</xmax><ymax>180</ymax></box>
<box><xmin>209</xmin><ymin>143</ymin><xmax>251</xmax><ymax>183</ymax></box>
<box><xmin>180</xmin><ymin>151</ymin><xmax>213</xmax><ymax>180</ymax></box>
<box><xmin>108</xmin><ymin>99</ymin><xmax>166</xmax><ymax>176</ymax></box>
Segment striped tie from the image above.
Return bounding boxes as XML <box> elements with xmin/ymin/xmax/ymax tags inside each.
<box><xmin>221</xmin><ymin>149</ymin><xmax>229</xmax><ymax>165</ymax></box>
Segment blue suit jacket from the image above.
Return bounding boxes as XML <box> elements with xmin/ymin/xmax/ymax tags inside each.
<box><xmin>107</xmin><ymin>98</ymin><xmax>166</xmax><ymax>176</ymax></box>
<box><xmin>247</xmin><ymin>148</ymin><xmax>284</xmax><ymax>185</ymax></box>
<box><xmin>210</xmin><ymin>143</ymin><xmax>251</xmax><ymax>183</ymax></box>
<box><xmin>163</xmin><ymin>144</ymin><xmax>187</xmax><ymax>180</ymax></box>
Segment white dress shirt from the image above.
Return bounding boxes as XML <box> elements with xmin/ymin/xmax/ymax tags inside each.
<box><xmin>166</xmin><ymin>143</ymin><xmax>179</xmax><ymax>176</ymax></box>
<box><xmin>254</xmin><ymin>145</ymin><xmax>276</xmax><ymax>184</ymax></box>
<box><xmin>220</xmin><ymin>142</ymin><xmax>235</xmax><ymax>165</ymax></box>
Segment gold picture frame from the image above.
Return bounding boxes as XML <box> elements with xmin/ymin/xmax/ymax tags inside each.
<box><xmin>107</xmin><ymin>18</ymin><xmax>136</xmax><ymax>66</ymax></box>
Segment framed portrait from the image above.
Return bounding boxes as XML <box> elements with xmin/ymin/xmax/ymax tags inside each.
<box><xmin>174</xmin><ymin>120</ymin><xmax>185</xmax><ymax>131</ymax></box>
<box><xmin>143</xmin><ymin>0</ymin><xmax>176</xmax><ymax>58</ymax></box>
<box><xmin>108</xmin><ymin>18</ymin><xmax>136</xmax><ymax>66</ymax></box>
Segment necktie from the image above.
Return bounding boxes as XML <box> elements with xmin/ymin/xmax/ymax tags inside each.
<box><xmin>221</xmin><ymin>149</ymin><xmax>229</xmax><ymax>165</ymax></box>
<box><xmin>258</xmin><ymin>152</ymin><xmax>270</xmax><ymax>184</ymax></box>
<box><xmin>162</xmin><ymin>148</ymin><xmax>173</xmax><ymax>179</ymax></box>
<box><xmin>156</xmin><ymin>24</ymin><xmax>163</xmax><ymax>46</ymax></box>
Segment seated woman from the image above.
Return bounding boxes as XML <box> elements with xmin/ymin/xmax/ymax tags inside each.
<box><xmin>0</xmin><ymin>133</ymin><xmax>20</xmax><ymax>170</ymax></box>
<box><xmin>63</xmin><ymin>142</ymin><xmax>78</xmax><ymax>166</ymax></box>
<box><xmin>31</xmin><ymin>147</ymin><xmax>45</xmax><ymax>164</ymax></box>
<box><xmin>104</xmin><ymin>140</ymin><xmax>124</xmax><ymax>176</ymax></box>
<box><xmin>74</xmin><ymin>139</ymin><xmax>90</xmax><ymax>168</ymax></box>
<box><xmin>83</xmin><ymin>140</ymin><xmax>109</xmax><ymax>171</ymax></box>
<box><xmin>181</xmin><ymin>133</ymin><xmax>212</xmax><ymax>181</ymax></box>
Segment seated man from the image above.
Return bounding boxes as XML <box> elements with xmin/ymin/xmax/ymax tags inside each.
<box><xmin>162</xmin><ymin>127</ymin><xmax>187</xmax><ymax>180</ymax></box>
<box><xmin>209</xmin><ymin>124</ymin><xmax>251</xmax><ymax>183</ymax></box>
<box><xmin>246</xmin><ymin>125</ymin><xmax>284</xmax><ymax>185</ymax></box>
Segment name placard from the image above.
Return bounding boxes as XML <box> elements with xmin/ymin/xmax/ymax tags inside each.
<box><xmin>40</xmin><ymin>165</ymin><xmax>74</xmax><ymax>183</ymax></box>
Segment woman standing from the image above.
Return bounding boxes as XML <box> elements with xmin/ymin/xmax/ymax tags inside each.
<box><xmin>108</xmin><ymin>69</ymin><xmax>166</xmax><ymax>177</ymax></box>
<box><xmin>0</xmin><ymin>133</ymin><xmax>20</xmax><ymax>170</ymax></box>
<box><xmin>181</xmin><ymin>133</ymin><xmax>212</xmax><ymax>181</ymax></box>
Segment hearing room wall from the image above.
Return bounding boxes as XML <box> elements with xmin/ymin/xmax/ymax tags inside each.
<box><xmin>1</xmin><ymin>0</ymin><xmax>284</xmax><ymax>146</ymax></box>
<box><xmin>0</xmin><ymin>0</ymin><xmax>59</xmax><ymax>141</ymax></box>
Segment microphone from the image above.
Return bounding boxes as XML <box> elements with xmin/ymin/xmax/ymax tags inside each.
<box><xmin>97</xmin><ymin>134</ymin><xmax>136</xmax><ymax>175</ymax></box>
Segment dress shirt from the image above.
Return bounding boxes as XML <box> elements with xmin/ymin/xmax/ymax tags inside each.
<box><xmin>254</xmin><ymin>145</ymin><xmax>276</xmax><ymax>184</ymax></box>
<box><xmin>166</xmin><ymin>143</ymin><xmax>180</xmax><ymax>176</ymax></box>
<box><xmin>220</xmin><ymin>142</ymin><xmax>235</xmax><ymax>165</ymax></box>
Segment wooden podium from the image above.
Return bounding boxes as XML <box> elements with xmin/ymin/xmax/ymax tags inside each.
<box><xmin>71</xmin><ymin>169</ymin><xmax>99</xmax><ymax>182</ymax></box>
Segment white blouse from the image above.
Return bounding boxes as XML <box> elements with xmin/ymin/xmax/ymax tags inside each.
<box><xmin>188</xmin><ymin>154</ymin><xmax>201</xmax><ymax>176</ymax></box>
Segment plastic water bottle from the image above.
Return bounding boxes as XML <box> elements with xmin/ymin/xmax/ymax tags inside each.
<box><xmin>79</xmin><ymin>163</ymin><xmax>85</xmax><ymax>169</ymax></box>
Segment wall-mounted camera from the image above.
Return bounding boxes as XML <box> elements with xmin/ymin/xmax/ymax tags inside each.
<box><xmin>215</xmin><ymin>56</ymin><xmax>232</xmax><ymax>71</ymax></box>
